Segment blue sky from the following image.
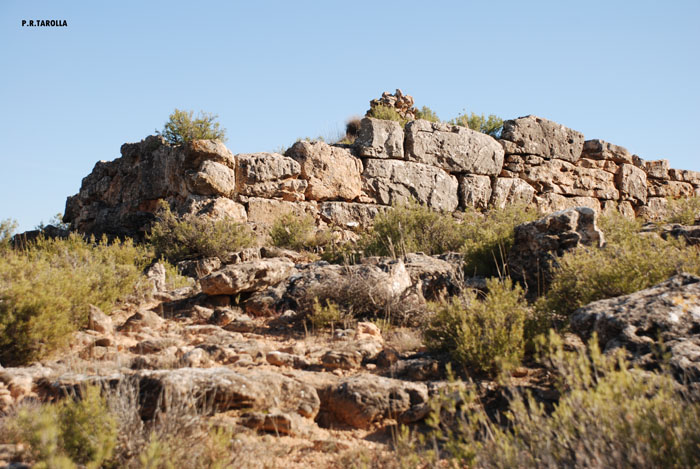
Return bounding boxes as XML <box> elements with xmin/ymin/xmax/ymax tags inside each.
<box><xmin>1</xmin><ymin>0</ymin><xmax>699</xmax><ymax>231</ymax></box>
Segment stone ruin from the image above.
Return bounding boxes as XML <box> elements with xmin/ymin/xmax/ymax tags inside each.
<box><xmin>64</xmin><ymin>108</ymin><xmax>700</xmax><ymax>239</ymax></box>
<box><xmin>367</xmin><ymin>89</ymin><xmax>417</xmax><ymax>121</ymax></box>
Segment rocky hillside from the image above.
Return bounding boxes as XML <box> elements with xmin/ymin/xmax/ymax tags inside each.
<box><xmin>2</xmin><ymin>99</ymin><xmax>700</xmax><ymax>467</ymax></box>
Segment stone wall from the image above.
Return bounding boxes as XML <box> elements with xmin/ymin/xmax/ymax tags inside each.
<box><xmin>64</xmin><ymin>114</ymin><xmax>700</xmax><ymax>238</ymax></box>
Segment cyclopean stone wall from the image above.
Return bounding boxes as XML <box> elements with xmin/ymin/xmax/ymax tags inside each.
<box><xmin>64</xmin><ymin>114</ymin><xmax>700</xmax><ymax>238</ymax></box>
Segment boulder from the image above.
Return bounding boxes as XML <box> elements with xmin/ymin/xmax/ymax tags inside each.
<box><xmin>668</xmin><ymin>169</ymin><xmax>700</xmax><ymax>185</ymax></box>
<box><xmin>616</xmin><ymin>163</ymin><xmax>647</xmax><ymax>204</ymax></box>
<box><xmin>235</xmin><ymin>152</ymin><xmax>306</xmax><ymax>201</ymax></box>
<box><xmin>644</xmin><ymin>160</ymin><xmax>670</xmax><ymax>180</ymax></box>
<box><xmin>647</xmin><ymin>180</ymin><xmax>694</xmax><ymax>199</ymax></box>
<box><xmin>657</xmin><ymin>224</ymin><xmax>700</xmax><ymax>246</ymax></box>
<box><xmin>519</xmin><ymin>157</ymin><xmax>619</xmax><ymax>200</ymax></box>
<box><xmin>182</xmin><ymin>195</ymin><xmax>247</xmax><ymax>222</ymax></box>
<box><xmin>354</xmin><ymin>117</ymin><xmax>405</xmax><ymax>159</ymax></box>
<box><xmin>286</xmin><ymin>140</ymin><xmax>363</xmax><ymax>201</ymax></box>
<box><xmin>405</xmin><ymin>119</ymin><xmax>504</xmax><ymax>175</ymax></box>
<box><xmin>571</xmin><ymin>274</ymin><xmax>700</xmax><ymax>385</ymax></box>
<box><xmin>319</xmin><ymin>374</ymin><xmax>429</xmax><ymax>428</ymax></box>
<box><xmin>459</xmin><ymin>175</ymin><xmax>492</xmax><ymax>210</ymax></box>
<box><xmin>489</xmin><ymin>178</ymin><xmax>536</xmax><ymax>209</ymax></box>
<box><xmin>581</xmin><ymin>139</ymin><xmax>634</xmax><ymax>164</ymax></box>
<box><xmin>319</xmin><ymin>202</ymin><xmax>387</xmax><ymax>229</ymax></box>
<box><xmin>245</xmin><ymin>198</ymin><xmax>318</xmax><ymax>227</ymax></box>
<box><xmin>577</xmin><ymin>157</ymin><xmax>620</xmax><ymax>174</ymax></box>
<box><xmin>186</xmin><ymin>160</ymin><xmax>236</xmax><ymax>197</ymax></box>
<box><xmin>636</xmin><ymin>197</ymin><xmax>668</xmax><ymax>221</ymax></box>
<box><xmin>508</xmin><ymin>207</ymin><xmax>605</xmax><ymax>292</ymax></box>
<box><xmin>500</xmin><ymin>115</ymin><xmax>584</xmax><ymax>163</ymax></box>
<box><xmin>200</xmin><ymin>258</ymin><xmax>296</xmax><ymax>296</ymax></box>
<box><xmin>321</xmin><ymin>350</ymin><xmax>363</xmax><ymax>371</ymax></box>
<box><xmin>87</xmin><ymin>305</ymin><xmax>113</xmax><ymax>334</ymax></box>
<box><xmin>362</xmin><ymin>159</ymin><xmax>459</xmax><ymax>211</ymax></box>
<box><xmin>403</xmin><ymin>252</ymin><xmax>464</xmax><ymax>301</ymax></box>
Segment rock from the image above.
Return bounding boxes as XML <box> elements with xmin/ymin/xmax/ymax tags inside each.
<box><xmin>647</xmin><ymin>181</ymin><xmax>694</xmax><ymax>199</ymax></box>
<box><xmin>501</xmin><ymin>115</ymin><xmax>584</xmax><ymax>163</ymax></box>
<box><xmin>577</xmin><ymin>157</ymin><xmax>620</xmax><ymax>174</ymax></box>
<box><xmin>180</xmin><ymin>348</ymin><xmax>212</xmax><ymax>367</ymax></box>
<box><xmin>187</xmin><ymin>160</ymin><xmax>236</xmax><ymax>197</ymax></box>
<box><xmin>200</xmin><ymin>258</ymin><xmax>296</xmax><ymax>296</ymax></box>
<box><xmin>535</xmin><ymin>193</ymin><xmax>602</xmax><ymax>214</ymax></box>
<box><xmin>658</xmin><ymin>224</ymin><xmax>700</xmax><ymax>246</ymax></box>
<box><xmin>459</xmin><ymin>175</ymin><xmax>492</xmax><ymax>210</ymax></box>
<box><xmin>644</xmin><ymin>160</ymin><xmax>670</xmax><ymax>180</ymax></box>
<box><xmin>368</xmin><ymin>89</ymin><xmax>416</xmax><ymax>121</ymax></box>
<box><xmin>235</xmin><ymin>152</ymin><xmax>306</xmax><ymax>200</ymax></box>
<box><xmin>119</xmin><ymin>309</ymin><xmax>164</xmax><ymax>332</ymax></box>
<box><xmin>177</xmin><ymin>257</ymin><xmax>222</xmax><ymax>278</ymax></box>
<box><xmin>405</xmin><ymin>119</ymin><xmax>504</xmax><ymax>175</ymax></box>
<box><xmin>319</xmin><ymin>202</ymin><xmax>387</xmax><ymax>229</ymax></box>
<box><xmin>286</xmin><ymin>140</ymin><xmax>363</xmax><ymax>201</ymax></box>
<box><xmin>146</xmin><ymin>262</ymin><xmax>167</xmax><ymax>292</ymax></box>
<box><xmin>354</xmin><ymin>117</ymin><xmax>404</xmax><ymax>159</ymax></box>
<box><xmin>64</xmin><ymin>136</ymin><xmax>239</xmax><ymax>238</ymax></box>
<box><xmin>240</xmin><ymin>411</ymin><xmax>296</xmax><ymax>435</ymax></box>
<box><xmin>403</xmin><ymin>252</ymin><xmax>464</xmax><ymax>301</ymax></box>
<box><xmin>355</xmin><ymin>322</ymin><xmax>383</xmax><ymax>342</ymax></box>
<box><xmin>319</xmin><ymin>374</ymin><xmax>429</xmax><ymax>428</ymax></box>
<box><xmin>222</xmin><ymin>314</ymin><xmax>255</xmax><ymax>333</ymax></box>
<box><xmin>87</xmin><ymin>305</ymin><xmax>113</xmax><ymax>334</ymax></box>
<box><xmin>636</xmin><ymin>197</ymin><xmax>668</xmax><ymax>221</ymax></box>
<box><xmin>266</xmin><ymin>351</ymin><xmax>310</xmax><ymax>369</ymax></box>
<box><xmin>616</xmin><ymin>163</ymin><xmax>647</xmax><ymax>204</ymax></box>
<box><xmin>519</xmin><ymin>157</ymin><xmax>619</xmax><ymax>200</ymax></box>
<box><xmin>377</xmin><ymin>348</ymin><xmax>401</xmax><ymax>368</ymax></box>
<box><xmin>183</xmin><ymin>195</ymin><xmax>248</xmax><ymax>222</ymax></box>
<box><xmin>571</xmin><ymin>274</ymin><xmax>700</xmax><ymax>384</ymax></box>
<box><xmin>388</xmin><ymin>358</ymin><xmax>440</xmax><ymax>381</ymax></box>
<box><xmin>321</xmin><ymin>350</ymin><xmax>363</xmax><ymax>370</ymax></box>
<box><xmin>362</xmin><ymin>159</ymin><xmax>459</xmax><ymax>211</ymax></box>
<box><xmin>245</xmin><ymin>198</ymin><xmax>318</xmax><ymax>227</ymax></box>
<box><xmin>489</xmin><ymin>178</ymin><xmax>536</xmax><ymax>209</ymax></box>
<box><xmin>508</xmin><ymin>207</ymin><xmax>605</xmax><ymax>292</ymax></box>
<box><xmin>581</xmin><ymin>139</ymin><xmax>634</xmax><ymax>164</ymax></box>
<box><xmin>669</xmin><ymin>169</ymin><xmax>700</xmax><ymax>185</ymax></box>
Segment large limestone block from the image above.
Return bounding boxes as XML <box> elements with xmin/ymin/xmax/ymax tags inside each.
<box><xmin>319</xmin><ymin>202</ymin><xmax>387</xmax><ymax>228</ymax></box>
<box><xmin>187</xmin><ymin>160</ymin><xmax>237</xmax><ymax>197</ymax></box>
<box><xmin>183</xmin><ymin>195</ymin><xmax>247</xmax><ymax>222</ymax></box>
<box><xmin>405</xmin><ymin>119</ymin><xmax>504</xmax><ymax>175</ymax></box>
<box><xmin>354</xmin><ymin>117</ymin><xmax>404</xmax><ymax>159</ymax></box>
<box><xmin>501</xmin><ymin>115</ymin><xmax>584</xmax><ymax>162</ymax></box>
<box><xmin>185</xmin><ymin>139</ymin><xmax>236</xmax><ymax>168</ymax></box>
<box><xmin>616</xmin><ymin>163</ymin><xmax>647</xmax><ymax>204</ymax></box>
<box><xmin>643</xmin><ymin>160</ymin><xmax>670</xmax><ymax>180</ymax></box>
<box><xmin>669</xmin><ymin>169</ymin><xmax>700</xmax><ymax>185</ymax></box>
<box><xmin>200</xmin><ymin>258</ymin><xmax>296</xmax><ymax>296</ymax></box>
<box><xmin>520</xmin><ymin>158</ymin><xmax>619</xmax><ymax>200</ymax></box>
<box><xmin>287</xmin><ymin>141</ymin><xmax>363</xmax><ymax>201</ymax></box>
<box><xmin>235</xmin><ymin>152</ymin><xmax>306</xmax><ymax>200</ymax></box>
<box><xmin>577</xmin><ymin>158</ymin><xmax>620</xmax><ymax>174</ymax></box>
<box><xmin>581</xmin><ymin>139</ymin><xmax>633</xmax><ymax>164</ymax></box>
<box><xmin>245</xmin><ymin>198</ymin><xmax>318</xmax><ymax>227</ymax></box>
<box><xmin>636</xmin><ymin>197</ymin><xmax>668</xmax><ymax>221</ymax></box>
<box><xmin>362</xmin><ymin>159</ymin><xmax>459</xmax><ymax>211</ymax></box>
<box><xmin>647</xmin><ymin>180</ymin><xmax>694</xmax><ymax>198</ymax></box>
<box><xmin>489</xmin><ymin>178</ymin><xmax>535</xmax><ymax>209</ymax></box>
<box><xmin>535</xmin><ymin>193</ymin><xmax>601</xmax><ymax>215</ymax></box>
<box><xmin>459</xmin><ymin>175</ymin><xmax>492</xmax><ymax>210</ymax></box>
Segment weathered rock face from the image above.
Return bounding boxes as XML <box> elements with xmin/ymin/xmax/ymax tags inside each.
<box><xmin>508</xmin><ymin>207</ymin><xmax>605</xmax><ymax>292</ymax></box>
<box><xmin>362</xmin><ymin>159</ymin><xmax>459</xmax><ymax>211</ymax></box>
<box><xmin>501</xmin><ymin>115</ymin><xmax>584</xmax><ymax>163</ymax></box>
<box><xmin>405</xmin><ymin>120</ymin><xmax>504</xmax><ymax>175</ymax></box>
<box><xmin>616</xmin><ymin>163</ymin><xmax>647</xmax><ymax>204</ymax></box>
<box><xmin>200</xmin><ymin>258</ymin><xmax>296</xmax><ymax>296</ymax></box>
<box><xmin>582</xmin><ymin>139</ymin><xmax>634</xmax><ymax>164</ymax></box>
<box><xmin>490</xmin><ymin>178</ymin><xmax>536</xmax><ymax>209</ymax></box>
<box><xmin>354</xmin><ymin>118</ymin><xmax>404</xmax><ymax>159</ymax></box>
<box><xmin>459</xmin><ymin>175</ymin><xmax>493</xmax><ymax>210</ymax></box>
<box><xmin>286</xmin><ymin>141</ymin><xmax>363</xmax><ymax>201</ymax></box>
<box><xmin>235</xmin><ymin>152</ymin><xmax>306</xmax><ymax>201</ymax></box>
<box><xmin>571</xmin><ymin>274</ymin><xmax>700</xmax><ymax>385</ymax></box>
<box><xmin>319</xmin><ymin>202</ymin><xmax>387</xmax><ymax>229</ymax></box>
<box><xmin>518</xmin><ymin>157</ymin><xmax>619</xmax><ymax>200</ymax></box>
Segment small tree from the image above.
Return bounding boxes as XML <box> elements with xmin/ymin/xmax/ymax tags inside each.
<box><xmin>157</xmin><ymin>109</ymin><xmax>227</xmax><ymax>144</ymax></box>
<box><xmin>450</xmin><ymin>112</ymin><xmax>503</xmax><ymax>137</ymax></box>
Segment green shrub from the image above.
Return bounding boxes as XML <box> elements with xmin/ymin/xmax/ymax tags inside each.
<box><xmin>0</xmin><ymin>218</ymin><xmax>17</xmax><ymax>248</ymax></box>
<box><xmin>366</xmin><ymin>104</ymin><xmax>408</xmax><ymax>127</ymax></box>
<box><xmin>415</xmin><ymin>106</ymin><xmax>440</xmax><ymax>123</ymax></box>
<box><xmin>461</xmin><ymin>203</ymin><xmax>538</xmax><ymax>277</ymax></box>
<box><xmin>11</xmin><ymin>385</ymin><xmax>117</xmax><ymax>469</ymax></box>
<box><xmin>269</xmin><ymin>212</ymin><xmax>318</xmax><ymax>251</ymax></box>
<box><xmin>147</xmin><ymin>201</ymin><xmax>255</xmax><ymax>262</ymax></box>
<box><xmin>308</xmin><ymin>298</ymin><xmax>347</xmax><ymax>331</ymax></box>
<box><xmin>365</xmin><ymin>200</ymin><xmax>465</xmax><ymax>257</ymax></box>
<box><xmin>0</xmin><ymin>234</ymin><xmax>149</xmax><ymax>365</ymax></box>
<box><xmin>416</xmin><ymin>332</ymin><xmax>700</xmax><ymax>468</ymax></box>
<box><xmin>450</xmin><ymin>112</ymin><xmax>503</xmax><ymax>137</ymax></box>
<box><xmin>423</xmin><ymin>278</ymin><xmax>530</xmax><ymax>377</ymax></box>
<box><xmin>156</xmin><ymin>109</ymin><xmax>227</xmax><ymax>144</ymax></box>
<box><xmin>665</xmin><ymin>195</ymin><xmax>700</xmax><ymax>225</ymax></box>
<box><xmin>540</xmin><ymin>212</ymin><xmax>700</xmax><ymax>317</ymax></box>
